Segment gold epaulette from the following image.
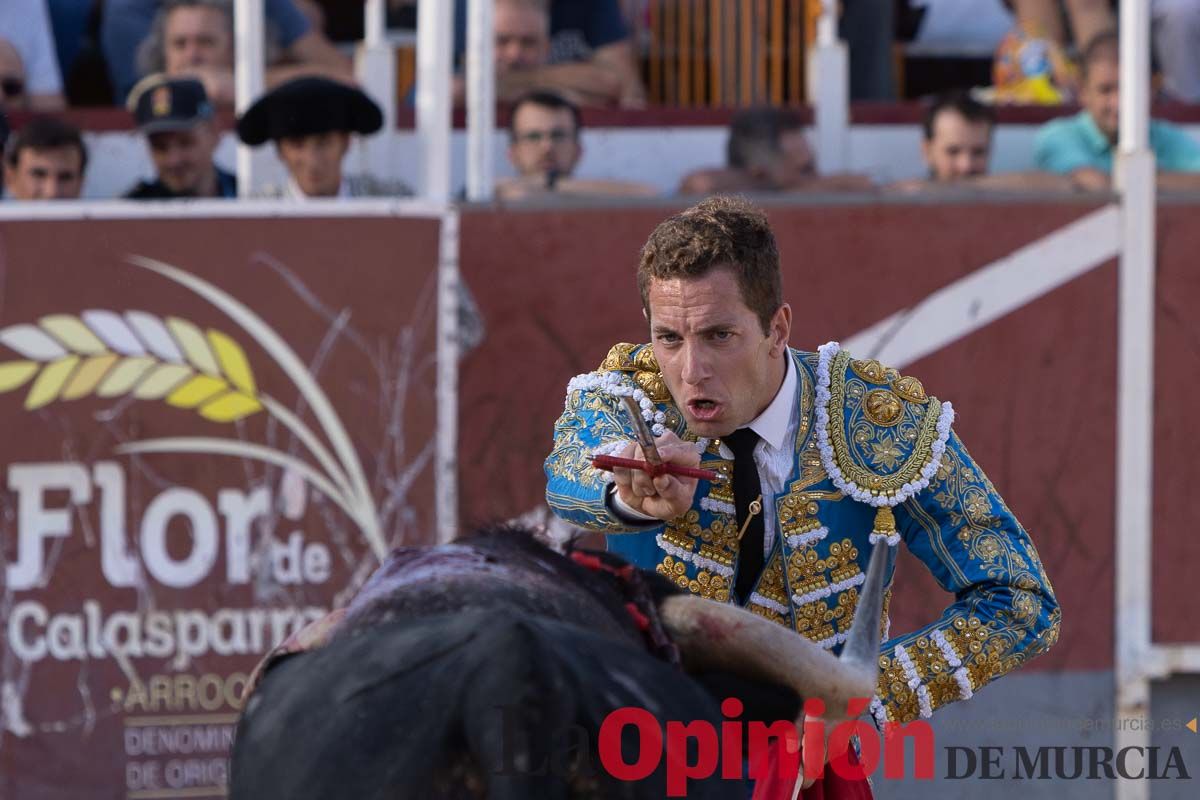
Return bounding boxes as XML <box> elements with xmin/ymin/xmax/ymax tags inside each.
<box><xmin>816</xmin><ymin>343</ymin><xmax>955</xmax><ymax>541</ymax></box>
<box><xmin>598</xmin><ymin>342</ymin><xmax>671</xmax><ymax>403</ymax></box>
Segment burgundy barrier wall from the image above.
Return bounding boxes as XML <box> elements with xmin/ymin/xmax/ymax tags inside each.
<box><xmin>0</xmin><ymin>217</ymin><xmax>441</xmax><ymax>799</ymax></box>
<box><xmin>459</xmin><ymin>200</ymin><xmax>1200</xmax><ymax>675</ymax></box>
<box><xmin>3</xmin><ymin>201</ymin><xmax>1198</xmax><ymax>797</ymax></box>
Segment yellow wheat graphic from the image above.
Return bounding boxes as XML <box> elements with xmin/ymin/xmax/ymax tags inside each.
<box><xmin>0</xmin><ymin>311</ymin><xmax>262</xmax><ymax>422</ymax></box>
<box><xmin>0</xmin><ymin>256</ymin><xmax>387</xmax><ymax>561</ymax></box>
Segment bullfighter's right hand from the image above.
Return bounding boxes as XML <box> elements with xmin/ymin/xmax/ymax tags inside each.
<box><xmin>611</xmin><ymin>430</ymin><xmax>700</xmax><ymax>521</ymax></box>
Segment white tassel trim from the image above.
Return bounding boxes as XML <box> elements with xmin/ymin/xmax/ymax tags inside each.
<box><xmin>565</xmin><ymin>370</ymin><xmax>666</xmax><ymax>435</ymax></box>
<box><xmin>894</xmin><ymin>644</ymin><xmax>933</xmax><ymax>719</ymax></box>
<box><xmin>786</xmin><ymin>526</ymin><xmax>829</xmax><ymax>549</ymax></box>
<box><xmin>700</xmin><ymin>496</ymin><xmax>736</xmax><ymax>516</ymax></box>
<box><xmin>749</xmin><ymin>593</ymin><xmax>790</xmax><ymax>615</ymax></box>
<box><xmin>930</xmin><ymin>629</ymin><xmax>973</xmax><ymax>698</ymax></box>
<box><xmin>870</xmin><ymin>696</ymin><xmax>890</xmax><ymax>728</ymax></box>
<box><xmin>953</xmin><ymin>667</ymin><xmax>974</xmax><ymax>700</ymax></box>
<box><xmin>869</xmin><ymin>532</ymin><xmax>901</xmax><ymax>546</ymax></box>
<box><xmin>814</xmin><ymin>342</ymin><xmax>955</xmax><ymax>509</ymax></box>
<box><xmin>590</xmin><ymin>439</ymin><xmax>632</xmax><ymax>484</ymax></box>
<box><xmin>916</xmin><ymin>685</ymin><xmax>933</xmax><ymax>718</ymax></box>
<box><xmin>931</xmin><ymin>628</ymin><xmax>962</xmax><ymax>668</ymax></box>
<box><xmin>791</xmin><ymin>571</ymin><xmax>865</xmax><ymax>607</ymax></box>
<box><xmin>593</xmin><ymin>439</ymin><xmax>629</xmax><ymax>457</ymax></box>
<box><xmin>655</xmin><ymin>534</ymin><xmax>734</xmax><ymax>577</ymax></box>
<box><xmin>816</xmin><ymin>630</ymin><xmax>849</xmax><ymax>650</ymax></box>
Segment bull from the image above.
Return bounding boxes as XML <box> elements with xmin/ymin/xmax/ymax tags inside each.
<box><xmin>230</xmin><ymin>526</ymin><xmax>886</xmax><ymax>799</ymax></box>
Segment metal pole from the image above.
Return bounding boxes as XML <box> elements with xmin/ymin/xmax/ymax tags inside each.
<box><xmin>1114</xmin><ymin>3</ymin><xmax>1155</xmax><ymax>799</ymax></box>
<box><xmin>465</xmin><ymin>0</ymin><xmax>496</xmax><ymax>201</ymax></box>
<box><xmin>1117</xmin><ymin>3</ymin><xmax>1151</xmax><ymax>160</ymax></box>
<box><xmin>364</xmin><ymin>0</ymin><xmax>386</xmax><ymax>48</ymax></box>
<box><xmin>807</xmin><ymin>0</ymin><xmax>849</xmax><ymax>173</ymax></box>
<box><xmin>816</xmin><ymin>0</ymin><xmax>836</xmax><ymax>46</ymax></box>
<box><xmin>234</xmin><ymin>0</ymin><xmax>265</xmax><ymax>197</ymax></box>
<box><xmin>435</xmin><ymin>209</ymin><xmax>461</xmax><ymax>543</ymax></box>
<box><xmin>357</xmin><ymin>0</ymin><xmax>397</xmax><ymax>184</ymax></box>
<box><xmin>416</xmin><ymin>0</ymin><xmax>454</xmax><ymax>202</ymax></box>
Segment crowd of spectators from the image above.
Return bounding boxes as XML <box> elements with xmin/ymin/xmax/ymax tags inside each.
<box><xmin>2</xmin><ymin>0</ymin><xmax>1200</xmax><ymax>203</ymax></box>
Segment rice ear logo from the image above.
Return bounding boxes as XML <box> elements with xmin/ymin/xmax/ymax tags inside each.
<box><xmin>0</xmin><ymin>255</ymin><xmax>386</xmax><ymax>561</ymax></box>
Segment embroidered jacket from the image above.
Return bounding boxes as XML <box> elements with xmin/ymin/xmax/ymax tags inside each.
<box><xmin>544</xmin><ymin>342</ymin><xmax>1060</xmax><ymax>724</ymax></box>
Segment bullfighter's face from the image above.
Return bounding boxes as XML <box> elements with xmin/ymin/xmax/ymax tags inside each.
<box><xmin>647</xmin><ymin>268</ymin><xmax>791</xmax><ymax>438</ymax></box>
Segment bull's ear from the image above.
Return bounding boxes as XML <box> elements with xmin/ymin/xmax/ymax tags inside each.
<box><xmin>839</xmin><ymin>541</ymin><xmax>887</xmax><ymax>671</ymax></box>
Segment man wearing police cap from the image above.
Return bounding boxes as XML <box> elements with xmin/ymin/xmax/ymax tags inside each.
<box><xmin>125</xmin><ymin>73</ymin><xmax>236</xmax><ymax>199</ymax></box>
<box><xmin>237</xmin><ymin>76</ymin><xmax>410</xmax><ymax>199</ymax></box>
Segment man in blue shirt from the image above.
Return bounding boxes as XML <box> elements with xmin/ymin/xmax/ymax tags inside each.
<box><xmin>103</xmin><ymin>0</ymin><xmax>351</xmax><ymax>104</ymax></box>
<box><xmin>1035</xmin><ymin>30</ymin><xmax>1200</xmax><ymax>191</ymax></box>
<box><xmin>451</xmin><ymin>0</ymin><xmax>645</xmax><ymax>108</ymax></box>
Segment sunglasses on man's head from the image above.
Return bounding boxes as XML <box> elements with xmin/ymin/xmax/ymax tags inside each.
<box><xmin>0</xmin><ymin>76</ymin><xmax>24</xmax><ymax>98</ymax></box>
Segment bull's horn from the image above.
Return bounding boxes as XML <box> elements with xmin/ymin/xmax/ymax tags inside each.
<box><xmin>659</xmin><ymin>543</ymin><xmax>887</xmax><ymax>718</ymax></box>
<box><xmin>838</xmin><ymin>540</ymin><xmax>887</xmax><ymax>673</ymax></box>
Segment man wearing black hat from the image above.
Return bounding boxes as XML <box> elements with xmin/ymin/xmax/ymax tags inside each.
<box><xmin>237</xmin><ymin>76</ymin><xmax>409</xmax><ymax>199</ymax></box>
<box><xmin>124</xmin><ymin>73</ymin><xmax>236</xmax><ymax>200</ymax></box>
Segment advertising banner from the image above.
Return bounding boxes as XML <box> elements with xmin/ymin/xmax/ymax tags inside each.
<box><xmin>0</xmin><ymin>215</ymin><xmax>442</xmax><ymax>799</ymax></box>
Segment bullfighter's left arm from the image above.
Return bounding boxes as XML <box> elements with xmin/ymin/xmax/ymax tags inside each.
<box><xmin>815</xmin><ymin>343</ymin><xmax>1059</xmax><ymax>725</ymax></box>
<box><xmin>878</xmin><ymin>429</ymin><xmax>1060</xmax><ymax>724</ymax></box>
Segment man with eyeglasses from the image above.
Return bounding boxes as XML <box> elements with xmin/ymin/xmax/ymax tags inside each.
<box><xmin>497</xmin><ymin>90</ymin><xmax>655</xmax><ymax>201</ymax></box>
<box><xmin>124</xmin><ymin>73</ymin><xmax>236</xmax><ymax>200</ymax></box>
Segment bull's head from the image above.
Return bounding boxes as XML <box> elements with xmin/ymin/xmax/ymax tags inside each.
<box><xmin>231</xmin><ymin>530</ymin><xmax>887</xmax><ymax>799</ymax></box>
<box><xmin>660</xmin><ymin>537</ymin><xmax>885</xmax><ymax>723</ymax></box>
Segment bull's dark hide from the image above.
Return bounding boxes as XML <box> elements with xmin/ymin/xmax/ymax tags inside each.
<box><xmin>231</xmin><ymin>527</ymin><xmax>801</xmax><ymax>799</ymax></box>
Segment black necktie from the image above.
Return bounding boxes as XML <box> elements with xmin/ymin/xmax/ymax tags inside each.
<box><xmin>726</xmin><ymin>427</ymin><xmax>764</xmax><ymax>604</ymax></box>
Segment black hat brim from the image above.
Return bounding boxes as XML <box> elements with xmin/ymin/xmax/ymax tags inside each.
<box><xmin>236</xmin><ymin>78</ymin><xmax>384</xmax><ymax>146</ymax></box>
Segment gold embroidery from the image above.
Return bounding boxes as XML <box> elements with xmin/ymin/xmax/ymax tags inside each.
<box><xmin>864</xmin><ymin>389</ymin><xmax>904</xmax><ymax>427</ymax></box>
<box><xmin>696</xmin><ymin>569</ymin><xmax>730</xmax><ymax>601</ymax></box>
<box><xmin>706</xmin><ymin>473</ymin><xmax>735</xmax><ymax>506</ymax></box>
<box><xmin>786</xmin><ymin>536</ymin><xmax>868</xmax><ymax>642</ymax></box>
<box><xmin>785</xmin><ymin>450</ymin><xmax>827</xmax><ymax>495</ymax></box>
<box><xmin>634</xmin><ymin>371</ymin><xmax>671</xmax><ymax>404</ymax></box>
<box><xmin>875</xmin><ymin>614</ymin><xmax>1002</xmax><ymax>721</ymax></box>
<box><xmin>795</xmin><ymin>353</ymin><xmax>813</xmax><ymax>446</ymax></box>
<box><xmin>598</xmin><ymin>342</ymin><xmax>672</xmax><ymax>403</ymax></box>
<box><xmin>827</xmin><ymin>349</ymin><xmax>942</xmax><ymax>494</ymax></box>
<box><xmin>872</xmin><ymin>506</ymin><xmax>897</xmax><ymax>539</ymax></box>
<box><xmin>850</xmin><ymin>358</ymin><xmax>889</xmax><ymax>384</ymax></box>
<box><xmin>630</xmin><ymin>346</ymin><xmax>655</xmax><ymax>370</ymax></box>
<box><xmin>600</xmin><ymin>342</ymin><xmax>638</xmax><ymax>371</ymax></box>
<box><xmin>753</xmin><ymin>553</ymin><xmax>790</xmax><ymax>609</ymax></box>
<box><xmin>892</xmin><ymin>374</ymin><xmax>929</xmax><ymax>404</ymax></box>
<box><xmin>778</xmin><ymin>489</ymin><xmax>841</xmax><ymax>540</ymax></box>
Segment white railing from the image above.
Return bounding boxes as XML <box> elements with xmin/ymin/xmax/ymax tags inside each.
<box><xmin>233</xmin><ymin>0</ymin><xmax>265</xmax><ymax>197</ymax></box>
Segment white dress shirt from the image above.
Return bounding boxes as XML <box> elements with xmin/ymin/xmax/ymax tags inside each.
<box><xmin>284</xmin><ymin>176</ymin><xmax>351</xmax><ymax>200</ymax></box>
<box><xmin>716</xmin><ymin>352</ymin><xmax>798</xmax><ymax>557</ymax></box>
